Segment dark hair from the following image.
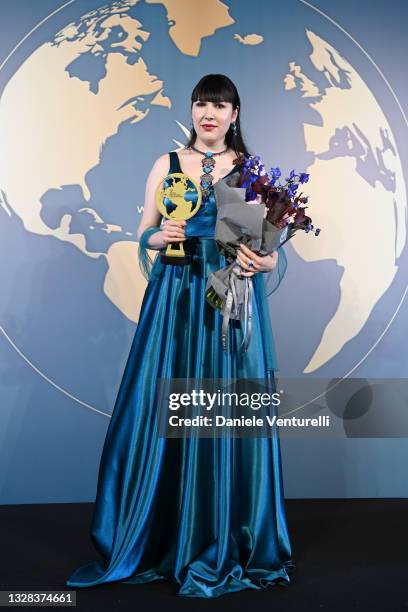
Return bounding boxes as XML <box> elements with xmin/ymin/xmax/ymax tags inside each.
<box><xmin>185</xmin><ymin>74</ymin><xmax>251</xmax><ymax>157</ymax></box>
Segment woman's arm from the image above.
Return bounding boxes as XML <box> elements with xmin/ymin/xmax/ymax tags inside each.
<box><xmin>137</xmin><ymin>154</ymin><xmax>186</xmax><ymax>250</ymax></box>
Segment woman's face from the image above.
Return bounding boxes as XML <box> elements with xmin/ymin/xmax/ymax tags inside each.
<box><xmin>191</xmin><ymin>99</ymin><xmax>238</xmax><ymax>144</ymax></box>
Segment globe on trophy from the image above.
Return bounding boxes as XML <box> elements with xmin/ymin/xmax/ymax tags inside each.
<box><xmin>155</xmin><ymin>172</ymin><xmax>202</xmax><ymax>265</ymax></box>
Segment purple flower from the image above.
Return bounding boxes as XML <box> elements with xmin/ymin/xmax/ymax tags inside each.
<box><xmin>237</xmin><ymin>154</ymin><xmax>320</xmax><ymax>241</ymax></box>
<box><xmin>270</xmin><ymin>167</ymin><xmax>281</xmax><ymax>181</ymax></box>
<box><xmin>287</xmin><ymin>183</ymin><xmax>299</xmax><ymax>198</ymax></box>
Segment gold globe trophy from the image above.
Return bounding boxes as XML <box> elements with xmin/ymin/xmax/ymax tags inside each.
<box><xmin>155</xmin><ymin>172</ymin><xmax>202</xmax><ymax>264</ymax></box>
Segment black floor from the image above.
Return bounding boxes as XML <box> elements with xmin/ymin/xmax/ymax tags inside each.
<box><xmin>0</xmin><ymin>499</ymin><xmax>407</xmax><ymax>611</ymax></box>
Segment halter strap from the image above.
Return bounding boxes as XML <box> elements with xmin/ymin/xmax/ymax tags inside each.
<box><xmin>168</xmin><ymin>151</ymin><xmax>182</xmax><ymax>174</ymax></box>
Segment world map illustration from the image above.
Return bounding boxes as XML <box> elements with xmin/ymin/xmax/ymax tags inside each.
<box><xmin>0</xmin><ymin>0</ymin><xmax>405</xmax><ymax>412</ymax></box>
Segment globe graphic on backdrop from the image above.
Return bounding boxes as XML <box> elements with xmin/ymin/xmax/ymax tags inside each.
<box><xmin>0</xmin><ymin>0</ymin><xmax>406</xmax><ymax>415</ymax></box>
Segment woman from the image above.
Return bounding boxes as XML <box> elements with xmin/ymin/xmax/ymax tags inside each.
<box><xmin>66</xmin><ymin>74</ymin><xmax>294</xmax><ymax>598</ymax></box>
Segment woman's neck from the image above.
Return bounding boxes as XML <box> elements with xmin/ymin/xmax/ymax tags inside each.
<box><xmin>192</xmin><ymin>136</ymin><xmax>228</xmax><ymax>154</ymax></box>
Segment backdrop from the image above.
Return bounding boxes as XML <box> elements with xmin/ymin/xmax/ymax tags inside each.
<box><xmin>0</xmin><ymin>0</ymin><xmax>407</xmax><ymax>503</ymax></box>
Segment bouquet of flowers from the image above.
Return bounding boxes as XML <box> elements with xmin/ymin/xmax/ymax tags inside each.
<box><xmin>205</xmin><ymin>153</ymin><xmax>320</xmax><ymax>352</ymax></box>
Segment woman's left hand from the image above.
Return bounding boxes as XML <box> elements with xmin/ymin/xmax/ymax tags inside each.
<box><xmin>236</xmin><ymin>243</ymin><xmax>278</xmax><ymax>277</ymax></box>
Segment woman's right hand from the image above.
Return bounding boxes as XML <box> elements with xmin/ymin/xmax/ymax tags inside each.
<box><xmin>161</xmin><ymin>219</ymin><xmax>187</xmax><ymax>244</ymax></box>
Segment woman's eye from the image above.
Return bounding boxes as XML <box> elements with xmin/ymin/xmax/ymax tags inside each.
<box><xmin>195</xmin><ymin>102</ymin><xmax>225</xmax><ymax>108</ymax></box>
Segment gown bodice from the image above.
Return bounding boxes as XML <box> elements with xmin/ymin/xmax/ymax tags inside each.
<box><xmin>168</xmin><ymin>151</ymin><xmax>240</xmax><ymax>239</ymax></box>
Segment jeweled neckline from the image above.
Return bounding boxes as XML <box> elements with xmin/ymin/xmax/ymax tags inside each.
<box><xmin>176</xmin><ymin>152</ymin><xmax>240</xmax><ymax>186</ymax></box>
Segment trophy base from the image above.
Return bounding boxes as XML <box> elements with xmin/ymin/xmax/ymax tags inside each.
<box><xmin>160</xmin><ymin>253</ymin><xmax>191</xmax><ymax>265</ymax></box>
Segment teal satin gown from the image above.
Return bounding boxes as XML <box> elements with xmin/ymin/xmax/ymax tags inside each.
<box><xmin>66</xmin><ymin>151</ymin><xmax>294</xmax><ymax>598</ymax></box>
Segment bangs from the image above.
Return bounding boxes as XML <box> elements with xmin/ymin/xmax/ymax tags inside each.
<box><xmin>192</xmin><ymin>75</ymin><xmax>235</xmax><ymax>105</ymax></box>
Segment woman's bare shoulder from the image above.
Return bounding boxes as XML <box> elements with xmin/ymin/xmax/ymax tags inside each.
<box><xmin>151</xmin><ymin>152</ymin><xmax>170</xmax><ymax>170</ymax></box>
<box><xmin>175</xmin><ymin>147</ymin><xmax>190</xmax><ymax>158</ymax></box>
<box><xmin>151</xmin><ymin>148</ymin><xmax>187</xmax><ymax>172</ymax></box>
